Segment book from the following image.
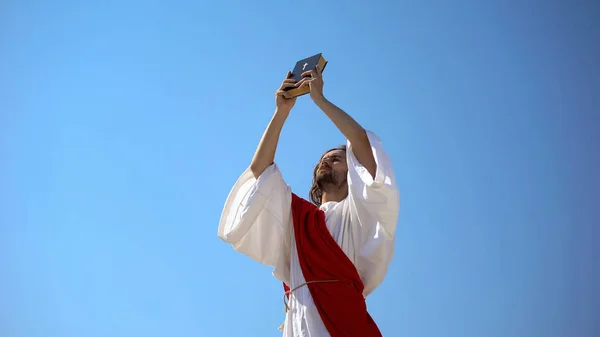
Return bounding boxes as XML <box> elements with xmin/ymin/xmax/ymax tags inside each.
<box><xmin>284</xmin><ymin>53</ymin><xmax>328</xmax><ymax>98</ymax></box>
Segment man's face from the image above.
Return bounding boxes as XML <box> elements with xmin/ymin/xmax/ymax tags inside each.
<box><xmin>316</xmin><ymin>149</ymin><xmax>348</xmax><ymax>188</ymax></box>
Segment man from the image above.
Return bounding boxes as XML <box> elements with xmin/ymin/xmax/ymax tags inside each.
<box><xmin>218</xmin><ymin>65</ymin><xmax>400</xmax><ymax>336</ymax></box>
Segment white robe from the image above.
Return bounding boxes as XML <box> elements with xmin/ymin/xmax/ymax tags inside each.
<box><xmin>218</xmin><ymin>130</ymin><xmax>400</xmax><ymax>337</ymax></box>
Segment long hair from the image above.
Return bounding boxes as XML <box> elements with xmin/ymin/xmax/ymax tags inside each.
<box><xmin>309</xmin><ymin>145</ymin><xmax>347</xmax><ymax>206</ymax></box>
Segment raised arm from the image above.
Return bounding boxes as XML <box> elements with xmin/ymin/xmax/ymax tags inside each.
<box><xmin>218</xmin><ymin>72</ymin><xmax>301</xmax><ymax>282</ymax></box>
<box><xmin>297</xmin><ymin>66</ymin><xmax>377</xmax><ymax>179</ymax></box>
<box><xmin>250</xmin><ymin>71</ymin><xmax>299</xmax><ymax>178</ymax></box>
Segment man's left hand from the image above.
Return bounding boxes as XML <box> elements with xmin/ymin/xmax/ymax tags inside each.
<box><xmin>298</xmin><ymin>65</ymin><xmax>325</xmax><ymax>101</ymax></box>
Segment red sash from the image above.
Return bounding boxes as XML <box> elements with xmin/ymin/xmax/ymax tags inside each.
<box><xmin>282</xmin><ymin>193</ymin><xmax>382</xmax><ymax>336</ymax></box>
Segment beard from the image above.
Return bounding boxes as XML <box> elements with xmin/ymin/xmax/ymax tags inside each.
<box><xmin>316</xmin><ymin>169</ymin><xmax>347</xmax><ymax>190</ymax></box>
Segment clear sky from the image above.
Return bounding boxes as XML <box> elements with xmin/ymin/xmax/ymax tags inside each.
<box><xmin>1</xmin><ymin>1</ymin><xmax>599</xmax><ymax>336</ymax></box>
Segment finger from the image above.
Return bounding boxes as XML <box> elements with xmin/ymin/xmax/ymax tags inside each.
<box><xmin>280</xmin><ymin>82</ymin><xmax>297</xmax><ymax>89</ymax></box>
<box><xmin>276</xmin><ymin>90</ymin><xmax>293</xmax><ymax>99</ymax></box>
<box><xmin>279</xmin><ymin>79</ymin><xmax>298</xmax><ymax>89</ymax></box>
<box><xmin>297</xmin><ymin>78</ymin><xmax>312</xmax><ymax>89</ymax></box>
<box><xmin>301</xmin><ymin>69</ymin><xmax>319</xmax><ymax>78</ymax></box>
<box><xmin>301</xmin><ymin>70</ymin><xmax>312</xmax><ymax>78</ymax></box>
<box><xmin>315</xmin><ymin>65</ymin><xmax>321</xmax><ymax>76</ymax></box>
<box><xmin>312</xmin><ymin>67</ymin><xmax>320</xmax><ymax>78</ymax></box>
<box><xmin>295</xmin><ymin>77</ymin><xmax>311</xmax><ymax>86</ymax></box>
<box><xmin>286</xmin><ymin>70</ymin><xmax>293</xmax><ymax>79</ymax></box>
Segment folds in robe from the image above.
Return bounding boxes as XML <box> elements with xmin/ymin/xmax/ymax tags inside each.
<box><xmin>218</xmin><ymin>130</ymin><xmax>400</xmax><ymax>335</ymax></box>
<box><xmin>217</xmin><ymin>163</ymin><xmax>293</xmax><ymax>285</ymax></box>
<box><xmin>345</xmin><ymin>130</ymin><xmax>400</xmax><ymax>296</ymax></box>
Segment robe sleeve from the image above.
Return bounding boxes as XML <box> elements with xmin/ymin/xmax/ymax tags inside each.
<box><xmin>346</xmin><ymin>130</ymin><xmax>400</xmax><ymax>238</ymax></box>
<box><xmin>346</xmin><ymin>130</ymin><xmax>400</xmax><ymax>296</ymax></box>
<box><xmin>217</xmin><ymin>163</ymin><xmax>292</xmax><ymax>283</ymax></box>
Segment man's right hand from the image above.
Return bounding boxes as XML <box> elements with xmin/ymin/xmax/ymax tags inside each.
<box><xmin>275</xmin><ymin>71</ymin><xmax>298</xmax><ymax>112</ymax></box>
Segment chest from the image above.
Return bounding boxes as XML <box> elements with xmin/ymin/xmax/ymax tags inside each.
<box><xmin>320</xmin><ymin>200</ymin><xmax>357</xmax><ymax>262</ymax></box>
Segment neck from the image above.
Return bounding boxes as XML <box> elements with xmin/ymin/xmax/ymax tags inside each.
<box><xmin>320</xmin><ymin>184</ymin><xmax>348</xmax><ymax>205</ymax></box>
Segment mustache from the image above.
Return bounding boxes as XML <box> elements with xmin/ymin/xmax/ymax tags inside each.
<box><xmin>318</xmin><ymin>163</ymin><xmax>331</xmax><ymax>171</ymax></box>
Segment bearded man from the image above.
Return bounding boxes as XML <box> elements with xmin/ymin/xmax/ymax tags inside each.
<box><xmin>218</xmin><ymin>65</ymin><xmax>400</xmax><ymax>337</ymax></box>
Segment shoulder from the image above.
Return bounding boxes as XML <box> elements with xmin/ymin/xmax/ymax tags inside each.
<box><xmin>291</xmin><ymin>193</ymin><xmax>319</xmax><ymax>210</ymax></box>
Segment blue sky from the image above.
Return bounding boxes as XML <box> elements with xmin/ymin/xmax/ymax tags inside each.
<box><xmin>1</xmin><ymin>1</ymin><xmax>598</xmax><ymax>336</ymax></box>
